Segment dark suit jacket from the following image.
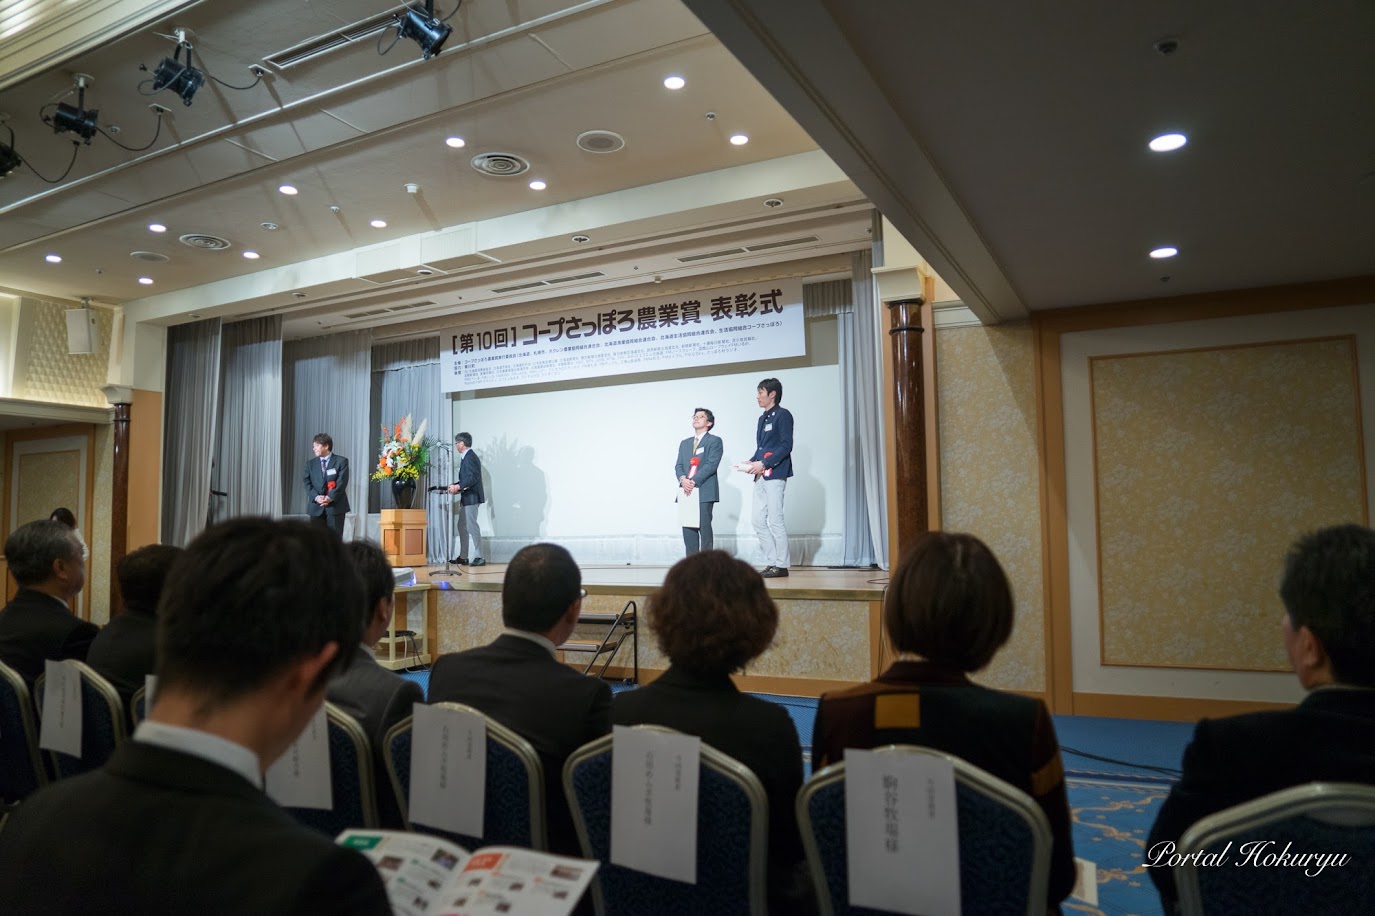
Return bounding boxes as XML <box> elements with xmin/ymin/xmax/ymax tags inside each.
<box><xmin>813</xmin><ymin>661</ymin><xmax>1076</xmax><ymax>909</ymax></box>
<box><xmin>85</xmin><ymin>602</ymin><xmax>156</xmax><ymax>705</ymax></box>
<box><xmin>1146</xmin><ymin>687</ymin><xmax>1375</xmax><ymax>909</ymax></box>
<box><xmin>452</xmin><ymin>448</ymin><xmax>484</xmax><ymax>505</ymax></box>
<box><xmin>305</xmin><ymin>452</ymin><xmax>351</xmax><ymax>516</ymax></box>
<box><xmin>328</xmin><ymin>645</ymin><xmax>425</xmax><ymax>827</ymax></box>
<box><xmin>0</xmin><ymin>740</ymin><xmax>390</xmax><ymax>915</ymax></box>
<box><xmin>0</xmin><ymin>587</ymin><xmax>99</xmax><ymax>685</ymax></box>
<box><xmin>752</xmin><ymin>405</ymin><xmax>794</xmax><ymax>479</ymax></box>
<box><xmin>427</xmin><ymin>634</ymin><xmax>612</xmax><ymax>855</ymax></box>
<box><xmin>613</xmin><ymin>667</ymin><xmax>811</xmax><ymax>911</ymax></box>
<box><xmin>675</xmin><ymin>432</ymin><xmax>724</xmax><ymax>503</ymax></box>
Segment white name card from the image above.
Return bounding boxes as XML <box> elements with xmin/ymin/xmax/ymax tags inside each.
<box><xmin>609</xmin><ymin>726</ymin><xmax>700</xmax><ymax>884</ymax></box>
<box><xmin>265</xmin><ymin>704</ymin><xmax>333</xmax><ymax>809</ymax></box>
<box><xmin>38</xmin><ymin>659</ymin><xmax>83</xmax><ymax>757</ymax></box>
<box><xmin>409</xmin><ymin>703</ymin><xmax>486</xmax><ymax>838</ymax></box>
<box><xmin>844</xmin><ymin>748</ymin><xmax>961</xmax><ymax>916</ymax></box>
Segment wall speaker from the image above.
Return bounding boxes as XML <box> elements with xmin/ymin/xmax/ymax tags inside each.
<box><xmin>65</xmin><ymin>308</ymin><xmax>96</xmax><ymax>355</ymax></box>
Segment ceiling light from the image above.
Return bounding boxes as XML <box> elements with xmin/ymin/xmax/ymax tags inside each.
<box><xmin>45</xmin><ymin>254</ymin><xmax>62</xmax><ymax>263</ymax></box>
<box><xmin>243</xmin><ymin>250</ymin><xmax>260</xmax><ymax>259</ymax></box>
<box><xmin>528</xmin><ymin>180</ymin><xmax>546</xmax><ymax>190</ymax></box>
<box><xmin>151</xmin><ymin>41</ymin><xmax>206</xmax><ymax>107</ymax></box>
<box><xmin>370</xmin><ymin>219</ymin><xmax>387</xmax><ymax>228</ymax></box>
<box><xmin>138</xmin><ymin>277</ymin><xmax>154</xmax><ymax>285</ymax></box>
<box><xmin>278</xmin><ymin>184</ymin><xmax>298</xmax><ymax>195</ymax></box>
<box><xmin>445</xmin><ymin>136</ymin><xmax>466</xmax><ymax>148</ymax></box>
<box><xmin>1149</xmin><ymin>246</ymin><xmax>1179</xmax><ymax>259</ymax></box>
<box><xmin>729</xmin><ymin>134</ymin><xmax>749</xmax><ymax>146</ymax></box>
<box><xmin>663</xmin><ymin>76</ymin><xmax>685</xmax><ymax>90</ymax></box>
<box><xmin>148</xmin><ymin>223</ymin><xmax>167</xmax><ymax>233</ymax></box>
<box><xmin>395</xmin><ymin>0</ymin><xmax>452</xmax><ymax>60</ymax></box>
<box><xmin>1149</xmin><ymin>133</ymin><xmax>1188</xmax><ymax>152</ymax></box>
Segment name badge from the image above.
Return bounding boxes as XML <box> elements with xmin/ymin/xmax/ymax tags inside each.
<box><xmin>764</xmin><ymin>423</ymin><xmax>773</xmax><ymax>432</ymax></box>
<box><xmin>327</xmin><ymin>468</ymin><xmax>338</xmax><ymax>476</ymax></box>
<box><xmin>695</xmin><ymin>447</ymin><xmax>704</xmax><ymax>455</ymax></box>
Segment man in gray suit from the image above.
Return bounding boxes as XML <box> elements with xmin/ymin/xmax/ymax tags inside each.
<box><xmin>675</xmin><ymin>407</ymin><xmax>724</xmax><ymax>554</ymax></box>
<box><xmin>446</xmin><ymin>431</ymin><xmax>485</xmax><ymax>566</ymax></box>
<box><xmin>328</xmin><ymin>540</ymin><xmax>424</xmax><ymax>827</ymax></box>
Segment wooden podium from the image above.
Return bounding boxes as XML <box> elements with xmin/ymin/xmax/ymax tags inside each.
<box><xmin>379</xmin><ymin>509</ymin><xmax>427</xmax><ymax>566</ymax></box>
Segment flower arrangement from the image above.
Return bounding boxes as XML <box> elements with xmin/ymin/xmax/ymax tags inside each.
<box><xmin>370</xmin><ymin>415</ymin><xmax>435</xmax><ymax>483</ymax></box>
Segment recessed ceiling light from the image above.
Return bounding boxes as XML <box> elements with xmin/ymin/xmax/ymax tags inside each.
<box><xmin>1149</xmin><ymin>133</ymin><xmax>1188</xmax><ymax>152</ymax></box>
<box><xmin>148</xmin><ymin>223</ymin><xmax>167</xmax><ymax>233</ymax></box>
<box><xmin>370</xmin><ymin>219</ymin><xmax>387</xmax><ymax>228</ymax></box>
<box><xmin>45</xmin><ymin>254</ymin><xmax>62</xmax><ymax>263</ymax></box>
<box><xmin>1149</xmin><ymin>246</ymin><xmax>1179</xmax><ymax>259</ymax></box>
<box><xmin>138</xmin><ymin>276</ymin><xmax>154</xmax><ymax>285</ymax></box>
<box><xmin>663</xmin><ymin>76</ymin><xmax>685</xmax><ymax>90</ymax></box>
<box><xmin>445</xmin><ymin>136</ymin><xmax>466</xmax><ymax>148</ymax></box>
<box><xmin>278</xmin><ymin>184</ymin><xmax>298</xmax><ymax>196</ymax></box>
<box><xmin>528</xmin><ymin>180</ymin><xmax>547</xmax><ymax>190</ymax></box>
<box><xmin>243</xmin><ymin>250</ymin><xmax>260</xmax><ymax>259</ymax></box>
<box><xmin>729</xmin><ymin>134</ymin><xmax>749</xmax><ymax>146</ymax></box>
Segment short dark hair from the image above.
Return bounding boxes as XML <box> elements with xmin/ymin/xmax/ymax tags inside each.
<box><xmin>49</xmin><ymin>507</ymin><xmax>77</xmax><ymax>528</ymax></box>
<box><xmin>312</xmin><ymin>433</ymin><xmax>333</xmax><ymax>451</ymax></box>
<box><xmin>757</xmin><ymin>377</ymin><xmax>782</xmax><ymax>405</ymax></box>
<box><xmin>5</xmin><ymin>520</ymin><xmax>81</xmax><ymax>586</ymax></box>
<box><xmin>1280</xmin><ymin>524</ymin><xmax>1375</xmax><ymax>687</ymax></box>
<box><xmin>694</xmin><ymin>408</ymin><xmax>715</xmax><ymax>431</ymax></box>
<box><xmin>455</xmin><ymin>432</ymin><xmax>472</xmax><ymax>448</ymax></box>
<box><xmin>156</xmin><ymin>518</ymin><xmax>363</xmax><ymax>705</ymax></box>
<box><xmin>117</xmin><ymin>544</ymin><xmax>184</xmax><ymax>614</ymax></box>
<box><xmin>650</xmin><ymin>551</ymin><xmax>777</xmax><ymax>674</ymax></box>
<box><xmin>502</xmin><ymin>543</ymin><xmax>581</xmax><ymax>633</ymax></box>
<box><xmin>884</xmin><ymin>531</ymin><xmax>1014</xmax><ymax>672</ymax></box>
<box><xmin>347</xmin><ymin>540</ymin><xmax>396</xmax><ymax>627</ymax></box>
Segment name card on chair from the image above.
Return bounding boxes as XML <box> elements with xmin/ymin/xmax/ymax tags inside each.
<box><xmin>844</xmin><ymin>748</ymin><xmax>960</xmax><ymax>916</ymax></box>
<box><xmin>266</xmin><ymin>704</ymin><xmax>333</xmax><ymax>810</ymax></box>
<box><xmin>609</xmin><ymin>726</ymin><xmax>700</xmax><ymax>884</ymax></box>
<box><xmin>144</xmin><ymin>674</ymin><xmax>157</xmax><ymax>708</ymax></box>
<box><xmin>39</xmin><ymin>659</ymin><xmax>83</xmax><ymax>757</ymax></box>
<box><xmin>409</xmin><ymin>703</ymin><xmax>487</xmax><ymax>838</ymax></box>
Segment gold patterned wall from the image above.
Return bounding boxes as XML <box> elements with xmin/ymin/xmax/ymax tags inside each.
<box><xmin>935</xmin><ymin>323</ymin><xmax>1045</xmax><ymax>692</ymax></box>
<box><xmin>1092</xmin><ymin>337</ymin><xmax>1367</xmax><ymax>669</ymax></box>
<box><xmin>16</xmin><ymin>298</ymin><xmax>113</xmax><ymax>406</ymax></box>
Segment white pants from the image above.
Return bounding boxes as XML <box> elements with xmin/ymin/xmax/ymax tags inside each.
<box><xmin>752</xmin><ymin>477</ymin><xmax>789</xmax><ymax>568</ymax></box>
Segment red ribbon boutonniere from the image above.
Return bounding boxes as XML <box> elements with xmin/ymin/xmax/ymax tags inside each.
<box><xmin>762</xmin><ymin>451</ymin><xmax>773</xmax><ymax>478</ymax></box>
<box><xmin>689</xmin><ymin>456</ymin><xmax>701</xmax><ymax>479</ymax></box>
<box><xmin>326</xmin><ymin>480</ymin><xmax>337</xmax><ymax>493</ymax></box>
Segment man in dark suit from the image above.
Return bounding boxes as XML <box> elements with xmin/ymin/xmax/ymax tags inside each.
<box><xmin>446</xmin><ymin>431</ymin><xmax>485</xmax><ymax>565</ymax></box>
<box><xmin>328</xmin><ymin>539</ymin><xmax>424</xmax><ymax>827</ymax></box>
<box><xmin>747</xmin><ymin>377</ymin><xmax>794</xmax><ymax>577</ymax></box>
<box><xmin>0</xmin><ymin>518</ymin><xmax>390</xmax><ymax>915</ymax></box>
<box><xmin>675</xmin><ymin>407</ymin><xmax>724</xmax><ymax>554</ymax></box>
<box><xmin>1146</xmin><ymin>524</ymin><xmax>1375</xmax><ymax>912</ymax></box>
<box><xmin>86</xmin><ymin>543</ymin><xmax>183</xmax><ymax>705</ymax></box>
<box><xmin>305</xmin><ymin>432</ymin><xmax>350</xmax><ymax>539</ymax></box>
<box><xmin>427</xmin><ymin>543</ymin><xmax>611</xmax><ymax>855</ymax></box>
<box><xmin>0</xmin><ymin>518</ymin><xmax>97</xmax><ymax>685</ymax></box>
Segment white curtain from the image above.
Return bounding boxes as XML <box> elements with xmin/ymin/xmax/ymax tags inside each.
<box><xmin>214</xmin><ymin>316</ymin><xmax>284</xmax><ymax>520</ymax></box>
<box><xmin>161</xmin><ymin>318</ymin><xmax>222</xmax><ymax>545</ymax></box>
<box><xmin>852</xmin><ymin>237</ymin><xmax>890</xmax><ymax>568</ymax></box>
<box><xmin>282</xmin><ymin>330</ymin><xmax>373</xmax><ymax>534</ymax></box>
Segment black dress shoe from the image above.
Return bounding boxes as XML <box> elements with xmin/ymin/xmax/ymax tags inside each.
<box><xmin>453</xmin><ymin>557</ymin><xmax>468</xmax><ymax>565</ymax></box>
<box><xmin>470</xmin><ymin>557</ymin><xmax>487</xmax><ymax>567</ymax></box>
<box><xmin>761</xmin><ymin>566</ymin><xmax>777</xmax><ymax>575</ymax></box>
<box><xmin>762</xmin><ymin>567</ymin><xmax>789</xmax><ymax>578</ymax></box>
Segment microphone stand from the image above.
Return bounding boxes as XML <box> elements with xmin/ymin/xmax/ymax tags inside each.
<box><xmin>427</xmin><ymin>443</ymin><xmax>460</xmax><ymax>578</ymax></box>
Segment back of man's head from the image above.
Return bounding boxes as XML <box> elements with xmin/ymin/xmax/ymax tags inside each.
<box><xmin>502</xmin><ymin>543</ymin><xmax>581</xmax><ymax>633</ymax></box>
<box><xmin>156</xmin><ymin>518</ymin><xmax>363</xmax><ymax>704</ymax></box>
<box><xmin>5</xmin><ymin>520</ymin><xmax>80</xmax><ymax>587</ymax></box>
<box><xmin>117</xmin><ymin>544</ymin><xmax>184</xmax><ymax>614</ymax></box>
<box><xmin>1280</xmin><ymin>523</ymin><xmax>1375</xmax><ymax>687</ymax></box>
<box><xmin>347</xmin><ymin>540</ymin><xmax>395</xmax><ymax>627</ymax></box>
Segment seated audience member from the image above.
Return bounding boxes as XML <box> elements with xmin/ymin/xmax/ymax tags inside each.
<box><xmin>86</xmin><ymin>544</ymin><xmax>183</xmax><ymax>704</ymax></box>
<box><xmin>0</xmin><ymin>518</ymin><xmax>97</xmax><ymax>684</ymax></box>
<box><xmin>812</xmin><ymin>531</ymin><xmax>1076</xmax><ymax>910</ymax></box>
<box><xmin>1147</xmin><ymin>523</ymin><xmax>1375</xmax><ymax>912</ymax></box>
<box><xmin>427</xmin><ymin>543</ymin><xmax>611</xmax><ymax>855</ymax></box>
<box><xmin>49</xmin><ymin>506</ymin><xmax>88</xmax><ymax>561</ymax></box>
<box><xmin>613</xmin><ymin>550</ymin><xmax>813</xmax><ymax>913</ymax></box>
<box><xmin>328</xmin><ymin>539</ymin><xmax>424</xmax><ymax>827</ymax></box>
<box><xmin>0</xmin><ymin>518</ymin><xmax>389</xmax><ymax>915</ymax></box>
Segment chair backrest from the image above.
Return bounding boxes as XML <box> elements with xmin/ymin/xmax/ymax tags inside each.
<box><xmin>130</xmin><ymin>684</ymin><xmax>147</xmax><ymax>727</ymax></box>
<box><xmin>796</xmin><ymin>744</ymin><xmax>1052</xmax><ymax>916</ymax></box>
<box><xmin>1176</xmin><ymin>782</ymin><xmax>1375</xmax><ymax>916</ymax></box>
<box><xmin>563</xmin><ymin>725</ymin><xmax>769</xmax><ymax>916</ymax></box>
<box><xmin>282</xmin><ymin>703</ymin><xmax>380</xmax><ymax>836</ymax></box>
<box><xmin>383</xmin><ymin>701</ymin><xmax>548</xmax><ymax>850</ymax></box>
<box><xmin>33</xmin><ymin>661</ymin><xmax>128</xmax><ymax>780</ymax></box>
<box><xmin>0</xmin><ymin>660</ymin><xmax>47</xmax><ymax>804</ymax></box>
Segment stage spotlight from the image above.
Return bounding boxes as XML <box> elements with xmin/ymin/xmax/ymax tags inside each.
<box><xmin>52</xmin><ymin>102</ymin><xmax>99</xmax><ymax>144</ymax></box>
<box><xmin>396</xmin><ymin>0</ymin><xmax>453</xmax><ymax>59</ymax></box>
<box><xmin>151</xmin><ymin>45</ymin><xmax>206</xmax><ymax>107</ymax></box>
<box><xmin>0</xmin><ymin>126</ymin><xmax>20</xmax><ymax>178</ymax></box>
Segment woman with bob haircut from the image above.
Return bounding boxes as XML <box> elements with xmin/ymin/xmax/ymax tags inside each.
<box><xmin>811</xmin><ymin>531</ymin><xmax>1075</xmax><ymax>910</ymax></box>
<box><xmin>613</xmin><ymin>550</ymin><xmax>813</xmax><ymax>912</ymax></box>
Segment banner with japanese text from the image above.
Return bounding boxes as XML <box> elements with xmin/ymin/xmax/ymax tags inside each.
<box><xmin>440</xmin><ymin>278</ymin><xmax>805</xmax><ymax>392</ymax></box>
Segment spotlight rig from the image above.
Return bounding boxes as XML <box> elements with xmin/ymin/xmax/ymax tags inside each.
<box><xmin>150</xmin><ymin>29</ymin><xmax>206</xmax><ymax>106</ymax></box>
<box><xmin>392</xmin><ymin>0</ymin><xmax>457</xmax><ymax>60</ymax></box>
<box><xmin>46</xmin><ymin>73</ymin><xmax>99</xmax><ymax>144</ymax></box>
<box><xmin>0</xmin><ymin>124</ymin><xmax>20</xmax><ymax>178</ymax></box>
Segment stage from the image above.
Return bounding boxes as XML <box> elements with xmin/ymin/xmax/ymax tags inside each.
<box><xmin>386</xmin><ymin>563</ymin><xmax>890</xmax><ymax>698</ymax></box>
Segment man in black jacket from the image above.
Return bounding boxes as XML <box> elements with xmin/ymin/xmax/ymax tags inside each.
<box><xmin>446</xmin><ymin>431</ymin><xmax>485</xmax><ymax>565</ymax></box>
<box><xmin>0</xmin><ymin>518</ymin><xmax>96</xmax><ymax>685</ymax></box>
<box><xmin>87</xmin><ymin>543</ymin><xmax>183</xmax><ymax>705</ymax></box>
